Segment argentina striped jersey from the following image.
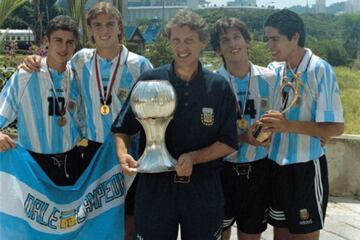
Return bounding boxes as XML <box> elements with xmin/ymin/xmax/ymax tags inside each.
<box><xmin>268</xmin><ymin>48</ymin><xmax>344</xmax><ymax>165</ymax></box>
<box><xmin>0</xmin><ymin>58</ymin><xmax>83</xmax><ymax>154</ymax></box>
<box><xmin>217</xmin><ymin>63</ymin><xmax>277</xmax><ymax>163</ymax></box>
<box><xmin>70</xmin><ymin>46</ymin><xmax>153</xmax><ymax>143</ymax></box>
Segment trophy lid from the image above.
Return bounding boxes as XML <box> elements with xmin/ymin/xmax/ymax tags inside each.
<box><xmin>130</xmin><ymin>80</ymin><xmax>176</xmax><ymax>119</ymax></box>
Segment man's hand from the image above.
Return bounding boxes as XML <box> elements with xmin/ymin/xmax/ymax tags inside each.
<box><xmin>176</xmin><ymin>152</ymin><xmax>195</xmax><ymax>177</ymax></box>
<box><xmin>260</xmin><ymin>111</ymin><xmax>290</xmax><ymax>133</ymax></box>
<box><xmin>244</xmin><ymin>121</ymin><xmax>271</xmax><ymax>147</ymax></box>
<box><xmin>320</xmin><ymin>136</ymin><xmax>330</xmax><ymax>146</ymax></box>
<box><xmin>18</xmin><ymin>55</ymin><xmax>42</xmax><ymax>72</ymax></box>
<box><xmin>0</xmin><ymin>132</ymin><xmax>16</xmax><ymax>152</ymax></box>
<box><xmin>118</xmin><ymin>153</ymin><xmax>138</xmax><ymax>176</ymax></box>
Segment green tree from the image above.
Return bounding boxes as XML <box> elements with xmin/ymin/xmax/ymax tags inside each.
<box><xmin>1</xmin><ymin>1</ymin><xmax>61</xmax><ymax>46</ymax></box>
<box><xmin>249</xmin><ymin>40</ymin><xmax>271</xmax><ymax>67</ymax></box>
<box><xmin>0</xmin><ymin>0</ymin><xmax>27</xmax><ymax>50</ymax></box>
<box><xmin>306</xmin><ymin>38</ymin><xmax>349</xmax><ymax>66</ymax></box>
<box><xmin>144</xmin><ymin>34</ymin><xmax>172</xmax><ymax>68</ymax></box>
<box><xmin>66</xmin><ymin>0</ymin><xmax>88</xmax><ymax>46</ymax></box>
<box><xmin>0</xmin><ymin>0</ymin><xmax>27</xmax><ymax>26</ymax></box>
<box><xmin>341</xmin><ymin>14</ymin><xmax>360</xmax><ymax>59</ymax></box>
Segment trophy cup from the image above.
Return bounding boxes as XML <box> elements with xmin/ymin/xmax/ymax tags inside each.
<box><xmin>130</xmin><ymin>80</ymin><xmax>177</xmax><ymax>173</ymax></box>
<box><xmin>253</xmin><ymin>70</ymin><xmax>303</xmax><ymax>142</ymax></box>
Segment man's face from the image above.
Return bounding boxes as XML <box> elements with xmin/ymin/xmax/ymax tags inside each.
<box><xmin>45</xmin><ymin>30</ymin><xmax>76</xmax><ymax>65</ymax></box>
<box><xmin>218</xmin><ymin>28</ymin><xmax>249</xmax><ymax>65</ymax></box>
<box><xmin>88</xmin><ymin>13</ymin><xmax>122</xmax><ymax>50</ymax></box>
<box><xmin>264</xmin><ymin>26</ymin><xmax>298</xmax><ymax>62</ymax></box>
<box><xmin>169</xmin><ymin>25</ymin><xmax>206</xmax><ymax>68</ymax></box>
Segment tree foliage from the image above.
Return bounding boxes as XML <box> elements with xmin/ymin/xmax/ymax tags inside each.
<box><xmin>66</xmin><ymin>0</ymin><xmax>88</xmax><ymax>47</ymax></box>
<box><xmin>1</xmin><ymin>0</ymin><xmax>61</xmax><ymax>46</ymax></box>
<box><xmin>143</xmin><ymin>34</ymin><xmax>173</xmax><ymax>68</ymax></box>
<box><xmin>0</xmin><ymin>0</ymin><xmax>27</xmax><ymax>26</ymax></box>
<box><xmin>306</xmin><ymin>38</ymin><xmax>349</xmax><ymax>66</ymax></box>
<box><xmin>249</xmin><ymin>41</ymin><xmax>271</xmax><ymax>67</ymax></box>
<box><xmin>340</xmin><ymin>14</ymin><xmax>360</xmax><ymax>59</ymax></box>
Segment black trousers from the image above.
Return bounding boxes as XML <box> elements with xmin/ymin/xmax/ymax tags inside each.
<box><xmin>29</xmin><ymin>147</ymin><xmax>82</xmax><ymax>186</ymax></box>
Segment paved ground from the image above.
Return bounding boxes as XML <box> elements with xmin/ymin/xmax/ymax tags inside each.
<box><xmin>232</xmin><ymin>197</ymin><xmax>360</xmax><ymax>240</ymax></box>
<box><xmin>176</xmin><ymin>196</ymin><xmax>360</xmax><ymax>239</ymax></box>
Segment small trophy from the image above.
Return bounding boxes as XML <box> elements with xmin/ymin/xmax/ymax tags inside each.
<box><xmin>253</xmin><ymin>70</ymin><xmax>303</xmax><ymax>142</ymax></box>
<box><xmin>130</xmin><ymin>80</ymin><xmax>177</xmax><ymax>173</ymax></box>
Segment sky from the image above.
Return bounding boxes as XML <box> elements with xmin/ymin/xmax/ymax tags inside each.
<box><xmin>207</xmin><ymin>0</ymin><xmax>346</xmax><ymax>9</ymax></box>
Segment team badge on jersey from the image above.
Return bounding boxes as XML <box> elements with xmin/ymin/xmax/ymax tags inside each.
<box><xmin>261</xmin><ymin>98</ymin><xmax>269</xmax><ymax>110</ymax></box>
<box><xmin>67</xmin><ymin>100</ymin><xmax>76</xmax><ymax>113</ymax></box>
<box><xmin>201</xmin><ymin>107</ymin><xmax>214</xmax><ymax>126</ymax></box>
<box><xmin>299</xmin><ymin>208</ymin><xmax>313</xmax><ymax>225</ymax></box>
<box><xmin>117</xmin><ymin>88</ymin><xmax>129</xmax><ymax>101</ymax></box>
<box><xmin>299</xmin><ymin>209</ymin><xmax>310</xmax><ymax>221</ymax></box>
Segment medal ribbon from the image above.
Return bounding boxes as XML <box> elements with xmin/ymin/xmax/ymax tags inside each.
<box><xmin>228</xmin><ymin>64</ymin><xmax>252</xmax><ymax>120</ymax></box>
<box><xmin>47</xmin><ymin>61</ymin><xmax>70</xmax><ymax>116</ymax></box>
<box><xmin>95</xmin><ymin>51</ymin><xmax>121</xmax><ymax>106</ymax></box>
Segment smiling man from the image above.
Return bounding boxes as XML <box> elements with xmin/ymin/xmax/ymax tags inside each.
<box><xmin>21</xmin><ymin>3</ymin><xmax>153</xmax><ymax>239</ymax></box>
<box><xmin>211</xmin><ymin>17</ymin><xmax>277</xmax><ymax>240</ymax></box>
<box><xmin>263</xmin><ymin>9</ymin><xmax>344</xmax><ymax>240</ymax></box>
<box><xmin>112</xmin><ymin>9</ymin><xmax>238</xmax><ymax>240</ymax></box>
<box><xmin>0</xmin><ymin>15</ymin><xmax>83</xmax><ymax>186</ymax></box>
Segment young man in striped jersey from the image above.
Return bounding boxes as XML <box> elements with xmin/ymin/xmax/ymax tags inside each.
<box><xmin>211</xmin><ymin>18</ymin><xmax>277</xmax><ymax>240</ymax></box>
<box><xmin>263</xmin><ymin>9</ymin><xmax>344</xmax><ymax>240</ymax></box>
<box><xmin>22</xmin><ymin>3</ymin><xmax>152</xmax><ymax>239</ymax></box>
<box><xmin>0</xmin><ymin>15</ymin><xmax>83</xmax><ymax>186</ymax></box>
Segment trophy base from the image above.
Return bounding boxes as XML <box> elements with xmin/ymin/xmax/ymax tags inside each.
<box><xmin>136</xmin><ymin>147</ymin><xmax>177</xmax><ymax>173</ymax></box>
<box><xmin>253</xmin><ymin>126</ymin><xmax>272</xmax><ymax>143</ymax></box>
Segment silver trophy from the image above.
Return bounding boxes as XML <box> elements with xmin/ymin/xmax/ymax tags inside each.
<box><xmin>130</xmin><ymin>80</ymin><xmax>177</xmax><ymax>173</ymax></box>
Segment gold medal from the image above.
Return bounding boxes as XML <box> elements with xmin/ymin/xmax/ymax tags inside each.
<box><xmin>58</xmin><ymin>116</ymin><xmax>67</xmax><ymax>126</ymax></box>
<box><xmin>237</xmin><ymin>119</ymin><xmax>248</xmax><ymax>129</ymax></box>
<box><xmin>100</xmin><ymin>105</ymin><xmax>110</xmax><ymax>115</ymax></box>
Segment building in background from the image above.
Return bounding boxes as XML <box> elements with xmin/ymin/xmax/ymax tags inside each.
<box><xmin>315</xmin><ymin>0</ymin><xmax>326</xmax><ymax>13</ymax></box>
<box><xmin>227</xmin><ymin>0</ymin><xmax>257</xmax><ymax>7</ymax></box>
<box><xmin>346</xmin><ymin>0</ymin><xmax>360</xmax><ymax>12</ymax></box>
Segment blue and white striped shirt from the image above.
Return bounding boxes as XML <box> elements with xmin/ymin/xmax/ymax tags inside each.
<box><xmin>218</xmin><ymin>63</ymin><xmax>277</xmax><ymax>163</ymax></box>
<box><xmin>71</xmin><ymin>46</ymin><xmax>153</xmax><ymax>143</ymax></box>
<box><xmin>268</xmin><ymin>48</ymin><xmax>344</xmax><ymax>165</ymax></box>
<box><xmin>0</xmin><ymin>58</ymin><xmax>83</xmax><ymax>154</ymax></box>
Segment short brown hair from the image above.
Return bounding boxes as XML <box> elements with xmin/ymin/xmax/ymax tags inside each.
<box><xmin>46</xmin><ymin>15</ymin><xmax>79</xmax><ymax>43</ymax></box>
<box><xmin>210</xmin><ymin>17</ymin><xmax>251</xmax><ymax>52</ymax></box>
<box><xmin>165</xmin><ymin>9</ymin><xmax>208</xmax><ymax>43</ymax></box>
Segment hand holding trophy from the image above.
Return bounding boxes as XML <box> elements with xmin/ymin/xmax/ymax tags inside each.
<box><xmin>130</xmin><ymin>80</ymin><xmax>177</xmax><ymax>173</ymax></box>
<box><xmin>253</xmin><ymin>65</ymin><xmax>303</xmax><ymax>142</ymax></box>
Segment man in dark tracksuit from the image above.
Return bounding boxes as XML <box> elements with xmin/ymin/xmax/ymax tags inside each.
<box><xmin>111</xmin><ymin>9</ymin><xmax>238</xmax><ymax>240</ymax></box>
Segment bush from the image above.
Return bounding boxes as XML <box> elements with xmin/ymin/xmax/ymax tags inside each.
<box><xmin>335</xmin><ymin>66</ymin><xmax>360</xmax><ymax>134</ymax></box>
<box><xmin>144</xmin><ymin>34</ymin><xmax>173</xmax><ymax>68</ymax></box>
<box><xmin>249</xmin><ymin>41</ymin><xmax>272</xmax><ymax>67</ymax></box>
<box><xmin>306</xmin><ymin>39</ymin><xmax>349</xmax><ymax>66</ymax></box>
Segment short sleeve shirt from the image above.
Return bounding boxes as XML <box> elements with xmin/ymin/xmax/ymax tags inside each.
<box><xmin>112</xmin><ymin>61</ymin><xmax>238</xmax><ymax>172</ymax></box>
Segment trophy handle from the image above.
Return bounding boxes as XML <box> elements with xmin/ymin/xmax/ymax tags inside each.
<box><xmin>252</xmin><ymin>125</ymin><xmax>272</xmax><ymax>142</ymax></box>
<box><xmin>280</xmin><ymin>79</ymin><xmax>302</xmax><ymax>113</ymax></box>
<box><xmin>252</xmin><ymin>77</ymin><xmax>302</xmax><ymax>143</ymax></box>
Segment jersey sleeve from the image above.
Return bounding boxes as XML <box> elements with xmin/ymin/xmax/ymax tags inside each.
<box><xmin>140</xmin><ymin>57</ymin><xmax>153</xmax><ymax>74</ymax></box>
<box><xmin>0</xmin><ymin>71</ymin><xmax>23</xmax><ymax>128</ymax></box>
<box><xmin>315</xmin><ymin>62</ymin><xmax>344</xmax><ymax>123</ymax></box>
